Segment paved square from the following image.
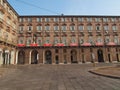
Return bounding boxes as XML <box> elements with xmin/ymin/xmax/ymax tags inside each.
<box><xmin>0</xmin><ymin>64</ymin><xmax>120</xmax><ymax>90</ymax></box>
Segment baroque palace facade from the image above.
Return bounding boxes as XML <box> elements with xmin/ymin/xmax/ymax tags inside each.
<box><xmin>0</xmin><ymin>0</ymin><xmax>120</xmax><ymax>65</ymax></box>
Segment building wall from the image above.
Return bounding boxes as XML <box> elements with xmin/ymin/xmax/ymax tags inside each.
<box><xmin>0</xmin><ymin>0</ymin><xmax>18</xmax><ymax>65</ymax></box>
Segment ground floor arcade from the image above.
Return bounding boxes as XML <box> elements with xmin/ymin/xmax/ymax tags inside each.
<box><xmin>16</xmin><ymin>46</ymin><xmax>120</xmax><ymax>65</ymax></box>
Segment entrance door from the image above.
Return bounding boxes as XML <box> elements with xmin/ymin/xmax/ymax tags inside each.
<box><xmin>97</xmin><ymin>49</ymin><xmax>104</xmax><ymax>62</ymax></box>
<box><xmin>31</xmin><ymin>50</ymin><xmax>38</xmax><ymax>64</ymax></box>
<box><xmin>71</xmin><ymin>50</ymin><xmax>78</xmax><ymax>63</ymax></box>
<box><xmin>18</xmin><ymin>51</ymin><xmax>25</xmax><ymax>64</ymax></box>
<box><xmin>45</xmin><ymin>50</ymin><xmax>52</xmax><ymax>64</ymax></box>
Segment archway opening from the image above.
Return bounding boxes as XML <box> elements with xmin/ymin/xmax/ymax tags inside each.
<box><xmin>97</xmin><ymin>49</ymin><xmax>104</xmax><ymax>62</ymax></box>
<box><xmin>18</xmin><ymin>50</ymin><xmax>25</xmax><ymax>64</ymax></box>
<box><xmin>45</xmin><ymin>50</ymin><xmax>52</xmax><ymax>64</ymax></box>
<box><xmin>71</xmin><ymin>50</ymin><xmax>78</xmax><ymax>63</ymax></box>
<box><xmin>31</xmin><ymin>50</ymin><xmax>38</xmax><ymax>64</ymax></box>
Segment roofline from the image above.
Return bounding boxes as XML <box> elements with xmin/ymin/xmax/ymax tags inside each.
<box><xmin>19</xmin><ymin>15</ymin><xmax>120</xmax><ymax>17</ymax></box>
<box><xmin>6</xmin><ymin>0</ymin><xmax>19</xmax><ymax>16</ymax></box>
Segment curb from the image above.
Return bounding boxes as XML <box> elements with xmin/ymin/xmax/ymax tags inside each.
<box><xmin>89</xmin><ymin>69</ymin><xmax>120</xmax><ymax>79</ymax></box>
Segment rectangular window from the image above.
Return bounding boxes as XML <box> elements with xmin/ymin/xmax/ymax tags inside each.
<box><xmin>96</xmin><ymin>26</ymin><xmax>101</xmax><ymax>30</ymax></box>
<box><xmin>62</xmin><ymin>37</ymin><xmax>66</xmax><ymax>45</ymax></box>
<box><xmin>61</xmin><ymin>18</ymin><xmax>66</xmax><ymax>22</ymax></box>
<box><xmin>70</xmin><ymin>18</ymin><xmax>74</xmax><ymax>22</ymax></box>
<box><xmin>114</xmin><ymin>36</ymin><xmax>119</xmax><ymax>44</ymax></box>
<box><xmin>87</xmin><ymin>25</ymin><xmax>92</xmax><ymax>31</ymax></box>
<box><xmin>95</xmin><ymin>18</ymin><xmax>100</xmax><ymax>22</ymax></box>
<box><xmin>87</xmin><ymin>18</ymin><xmax>92</xmax><ymax>22</ymax></box>
<box><xmin>37</xmin><ymin>26</ymin><xmax>42</xmax><ymax>31</ymax></box>
<box><xmin>79</xmin><ymin>37</ymin><xmax>84</xmax><ymax>44</ymax></box>
<box><xmin>19</xmin><ymin>26</ymin><xmax>24</xmax><ymax>31</ymax></box>
<box><xmin>78</xmin><ymin>18</ymin><xmax>84</xmax><ymax>22</ymax></box>
<box><xmin>111</xmin><ymin>18</ymin><xmax>116</xmax><ymax>22</ymax></box>
<box><xmin>27</xmin><ymin>39</ymin><xmax>31</xmax><ymax>46</ymax></box>
<box><xmin>88</xmin><ymin>36</ymin><xmax>93</xmax><ymax>44</ymax></box>
<box><xmin>45</xmin><ymin>18</ymin><xmax>50</xmax><ymax>22</ymax></box>
<box><xmin>78</xmin><ymin>25</ymin><xmax>84</xmax><ymax>31</ymax></box>
<box><xmin>54</xmin><ymin>37</ymin><xmax>59</xmax><ymax>44</ymax></box>
<box><xmin>62</xmin><ymin>25</ymin><xmax>66</xmax><ymax>31</ymax></box>
<box><xmin>103</xmin><ymin>18</ymin><xmax>108</xmax><ymax>22</ymax></box>
<box><xmin>37</xmin><ymin>18</ymin><xmax>42</xmax><ymax>22</ymax></box>
<box><xmin>46</xmin><ymin>37</ymin><xmax>50</xmax><ymax>43</ymax></box>
<box><xmin>45</xmin><ymin>26</ymin><xmax>50</xmax><ymax>30</ymax></box>
<box><xmin>54</xmin><ymin>18</ymin><xmax>59</xmax><ymax>22</ymax></box>
<box><xmin>54</xmin><ymin>26</ymin><xmax>59</xmax><ymax>31</ymax></box>
<box><xmin>104</xmin><ymin>25</ymin><xmax>109</xmax><ymax>30</ymax></box>
<box><xmin>97</xmin><ymin>37</ymin><xmax>102</xmax><ymax>42</ymax></box>
<box><xmin>70</xmin><ymin>26</ymin><xmax>75</xmax><ymax>31</ymax></box>
<box><xmin>28</xmin><ymin>18</ymin><xmax>32</xmax><ymax>22</ymax></box>
<box><xmin>71</xmin><ymin>37</ymin><xmax>76</xmax><ymax>43</ymax></box>
<box><xmin>105</xmin><ymin>36</ymin><xmax>110</xmax><ymax>44</ymax></box>
<box><xmin>28</xmin><ymin>26</ymin><xmax>33</xmax><ymax>31</ymax></box>
<box><xmin>112</xmin><ymin>25</ymin><xmax>117</xmax><ymax>31</ymax></box>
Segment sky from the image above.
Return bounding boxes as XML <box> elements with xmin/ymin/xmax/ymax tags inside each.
<box><xmin>7</xmin><ymin>0</ymin><xmax>120</xmax><ymax>16</ymax></box>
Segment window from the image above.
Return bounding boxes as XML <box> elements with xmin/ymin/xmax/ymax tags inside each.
<box><xmin>37</xmin><ymin>37</ymin><xmax>42</xmax><ymax>45</ymax></box>
<box><xmin>46</xmin><ymin>37</ymin><xmax>50</xmax><ymax>43</ymax></box>
<box><xmin>70</xmin><ymin>18</ymin><xmax>74</xmax><ymax>22</ymax></box>
<box><xmin>19</xmin><ymin>18</ymin><xmax>23</xmax><ymax>22</ymax></box>
<box><xmin>37</xmin><ymin>18</ymin><xmax>42</xmax><ymax>22</ymax></box>
<box><xmin>95</xmin><ymin>18</ymin><xmax>100</xmax><ymax>22</ymax></box>
<box><xmin>103</xmin><ymin>18</ymin><xmax>108</xmax><ymax>22</ymax></box>
<box><xmin>78</xmin><ymin>25</ymin><xmax>84</xmax><ymax>31</ymax></box>
<box><xmin>114</xmin><ymin>36</ymin><xmax>119</xmax><ymax>44</ymax></box>
<box><xmin>61</xmin><ymin>18</ymin><xmax>66</xmax><ymax>22</ymax></box>
<box><xmin>87</xmin><ymin>18</ymin><xmax>92</xmax><ymax>22</ymax></box>
<box><xmin>88</xmin><ymin>36</ymin><xmax>94</xmax><ymax>44</ymax></box>
<box><xmin>87</xmin><ymin>25</ymin><xmax>92</xmax><ymax>31</ymax></box>
<box><xmin>37</xmin><ymin>26</ymin><xmax>42</xmax><ymax>31</ymax></box>
<box><xmin>19</xmin><ymin>39</ymin><xmax>23</xmax><ymax>44</ymax></box>
<box><xmin>61</xmin><ymin>25</ymin><xmax>66</xmax><ymax>31</ymax></box>
<box><xmin>97</xmin><ymin>37</ymin><xmax>102</xmax><ymax>43</ymax></box>
<box><xmin>96</xmin><ymin>25</ymin><xmax>101</xmax><ymax>30</ymax></box>
<box><xmin>105</xmin><ymin>36</ymin><xmax>110</xmax><ymax>44</ymax></box>
<box><xmin>54</xmin><ymin>26</ymin><xmax>59</xmax><ymax>31</ymax></box>
<box><xmin>104</xmin><ymin>25</ymin><xmax>109</xmax><ymax>30</ymax></box>
<box><xmin>54</xmin><ymin>18</ymin><xmax>59</xmax><ymax>22</ymax></box>
<box><xmin>0</xmin><ymin>11</ymin><xmax>4</xmax><ymax>19</ymax></box>
<box><xmin>71</xmin><ymin>37</ymin><xmax>76</xmax><ymax>43</ymax></box>
<box><xmin>27</xmin><ymin>39</ymin><xmax>31</xmax><ymax>46</ymax></box>
<box><xmin>28</xmin><ymin>18</ymin><xmax>32</xmax><ymax>22</ymax></box>
<box><xmin>19</xmin><ymin>26</ymin><xmax>24</xmax><ymax>31</ymax></box>
<box><xmin>111</xmin><ymin>18</ymin><xmax>116</xmax><ymax>22</ymax></box>
<box><xmin>62</xmin><ymin>37</ymin><xmax>66</xmax><ymax>45</ymax></box>
<box><xmin>70</xmin><ymin>25</ymin><xmax>75</xmax><ymax>31</ymax></box>
<box><xmin>79</xmin><ymin>37</ymin><xmax>84</xmax><ymax>44</ymax></box>
<box><xmin>54</xmin><ymin>37</ymin><xmax>59</xmax><ymax>44</ymax></box>
<box><xmin>78</xmin><ymin>18</ymin><xmax>84</xmax><ymax>22</ymax></box>
<box><xmin>45</xmin><ymin>25</ymin><xmax>50</xmax><ymax>31</ymax></box>
<box><xmin>45</xmin><ymin>18</ymin><xmax>50</xmax><ymax>22</ymax></box>
<box><xmin>112</xmin><ymin>25</ymin><xmax>117</xmax><ymax>31</ymax></box>
<box><xmin>28</xmin><ymin>26</ymin><xmax>33</xmax><ymax>31</ymax></box>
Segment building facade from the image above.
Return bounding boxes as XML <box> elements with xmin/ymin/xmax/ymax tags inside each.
<box><xmin>0</xmin><ymin>0</ymin><xmax>120</xmax><ymax>65</ymax></box>
<box><xmin>0</xmin><ymin>0</ymin><xmax>18</xmax><ymax>65</ymax></box>
<box><xmin>17</xmin><ymin>16</ymin><xmax>120</xmax><ymax>64</ymax></box>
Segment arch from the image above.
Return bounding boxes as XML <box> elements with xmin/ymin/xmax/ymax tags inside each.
<box><xmin>31</xmin><ymin>50</ymin><xmax>39</xmax><ymax>64</ymax></box>
<box><xmin>45</xmin><ymin>50</ymin><xmax>52</xmax><ymax>64</ymax></box>
<box><xmin>97</xmin><ymin>49</ymin><xmax>104</xmax><ymax>62</ymax></box>
<box><xmin>18</xmin><ymin>50</ymin><xmax>25</xmax><ymax>64</ymax></box>
<box><xmin>71</xmin><ymin>50</ymin><xmax>78</xmax><ymax>63</ymax></box>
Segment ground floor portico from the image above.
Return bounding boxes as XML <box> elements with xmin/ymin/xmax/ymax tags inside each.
<box><xmin>16</xmin><ymin>46</ymin><xmax>120</xmax><ymax>65</ymax></box>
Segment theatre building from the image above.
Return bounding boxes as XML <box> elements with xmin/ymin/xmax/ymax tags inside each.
<box><xmin>17</xmin><ymin>15</ymin><xmax>120</xmax><ymax>64</ymax></box>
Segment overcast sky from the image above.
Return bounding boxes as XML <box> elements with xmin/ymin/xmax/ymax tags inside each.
<box><xmin>8</xmin><ymin>0</ymin><xmax>120</xmax><ymax>16</ymax></box>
